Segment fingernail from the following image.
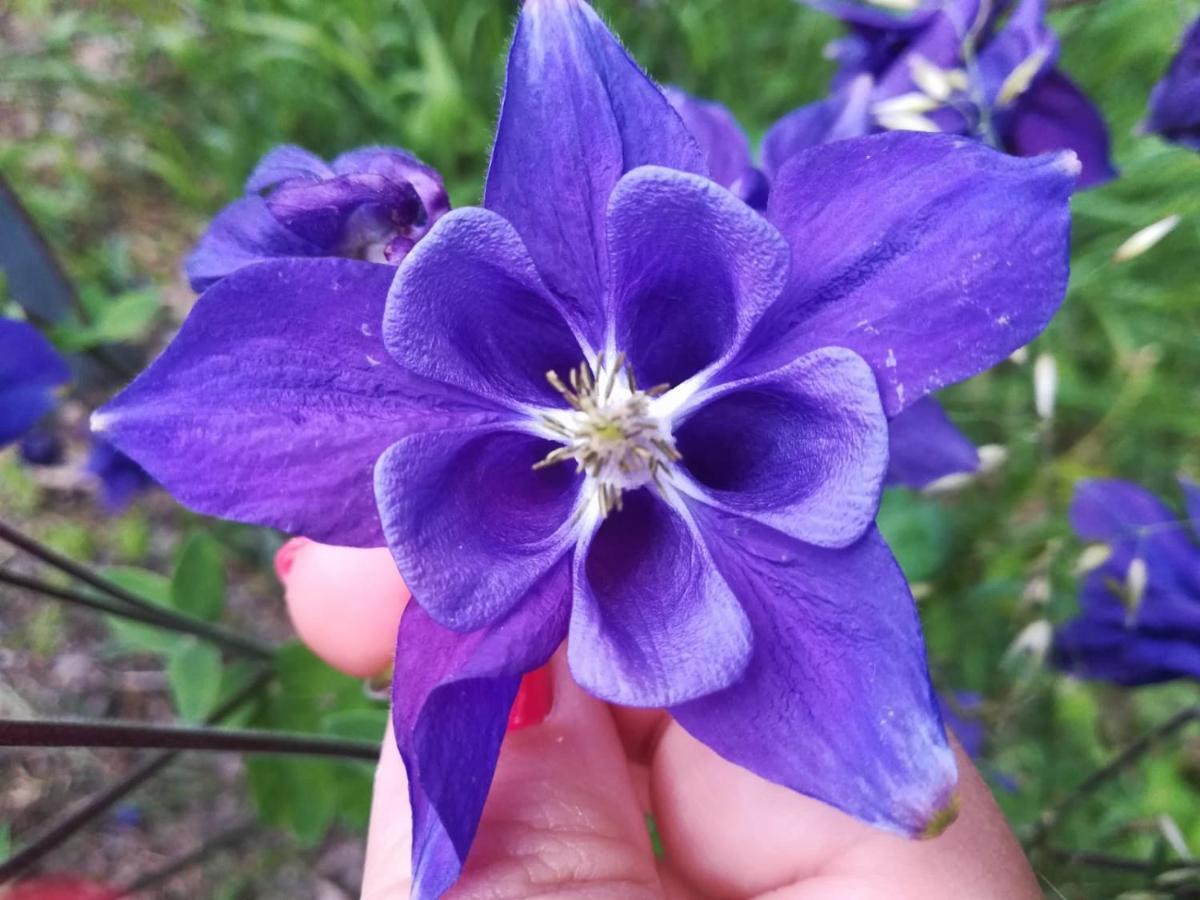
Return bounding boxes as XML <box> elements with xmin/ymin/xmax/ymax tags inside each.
<box><xmin>273</xmin><ymin>536</ymin><xmax>311</xmax><ymax>582</ymax></box>
<box><xmin>507</xmin><ymin>664</ymin><xmax>553</xmax><ymax>731</ymax></box>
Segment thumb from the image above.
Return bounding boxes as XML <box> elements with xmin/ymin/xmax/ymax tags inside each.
<box><xmin>362</xmin><ymin>654</ymin><xmax>663</xmax><ymax>899</ymax></box>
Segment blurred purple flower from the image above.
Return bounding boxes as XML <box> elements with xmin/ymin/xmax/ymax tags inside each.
<box><xmin>0</xmin><ymin>318</ymin><xmax>70</xmax><ymax>448</ymax></box>
<box><xmin>186</xmin><ymin>145</ymin><xmax>450</xmax><ymax>292</ymax></box>
<box><xmin>1145</xmin><ymin>15</ymin><xmax>1200</xmax><ymax>150</ymax></box>
<box><xmin>938</xmin><ymin>690</ymin><xmax>985</xmax><ymax>758</ymax></box>
<box><xmin>18</xmin><ymin>425</ymin><xmax>65</xmax><ymax>467</ymax></box>
<box><xmin>86</xmin><ymin>437</ymin><xmax>155</xmax><ymax>514</ymax></box>
<box><xmin>96</xmin><ymin>1</ymin><xmax>1077</xmax><ymax>895</ymax></box>
<box><xmin>1053</xmin><ymin>479</ymin><xmax>1200</xmax><ymax>685</ymax></box>
<box><xmin>778</xmin><ymin>0</ymin><xmax>1116</xmax><ymax>188</ymax></box>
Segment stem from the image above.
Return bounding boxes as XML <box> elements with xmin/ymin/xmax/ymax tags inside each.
<box><xmin>0</xmin><ymin>669</ymin><xmax>272</xmax><ymax>886</ymax></box>
<box><xmin>1032</xmin><ymin>704</ymin><xmax>1200</xmax><ymax>844</ymax></box>
<box><xmin>0</xmin><ymin>718</ymin><xmax>379</xmax><ymax>761</ymax></box>
<box><xmin>1050</xmin><ymin>847</ymin><xmax>1199</xmax><ymax>875</ymax></box>
<box><xmin>0</xmin><ymin>567</ymin><xmax>268</xmax><ymax>658</ymax></box>
<box><xmin>0</xmin><ymin>518</ymin><xmax>273</xmax><ymax>660</ymax></box>
<box><xmin>116</xmin><ymin>819</ymin><xmax>258</xmax><ymax>897</ymax></box>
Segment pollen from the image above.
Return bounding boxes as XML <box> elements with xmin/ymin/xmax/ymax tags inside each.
<box><xmin>534</xmin><ymin>352</ymin><xmax>681</xmax><ymax>518</ymax></box>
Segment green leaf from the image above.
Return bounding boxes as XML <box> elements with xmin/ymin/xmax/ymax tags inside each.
<box><xmin>246</xmin><ymin>756</ymin><xmax>338</xmax><ymax>847</ymax></box>
<box><xmin>167</xmin><ymin>638</ymin><xmax>223</xmax><ymax>722</ymax></box>
<box><xmin>53</xmin><ymin>288</ymin><xmax>160</xmax><ymax>350</ymax></box>
<box><xmin>0</xmin><ymin>824</ymin><xmax>10</xmax><ymax>863</ymax></box>
<box><xmin>101</xmin><ymin>566</ymin><xmax>185</xmax><ymax>656</ymax></box>
<box><xmin>320</xmin><ymin>708</ymin><xmax>387</xmax><ymax>742</ymax></box>
<box><xmin>171</xmin><ymin>532</ymin><xmax>226</xmax><ymax>621</ymax></box>
<box><xmin>876</xmin><ymin>490</ymin><xmax>951</xmax><ymax>583</ymax></box>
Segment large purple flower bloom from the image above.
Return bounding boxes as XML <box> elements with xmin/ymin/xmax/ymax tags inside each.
<box><xmin>96</xmin><ymin>1</ymin><xmax>1076</xmax><ymax>895</ymax></box>
<box><xmin>666</xmin><ymin>87</ymin><xmax>981</xmax><ymax>488</ymax></box>
<box><xmin>186</xmin><ymin>145</ymin><xmax>450</xmax><ymax>292</ymax></box>
<box><xmin>1145</xmin><ymin>15</ymin><xmax>1200</xmax><ymax>151</ymax></box>
<box><xmin>775</xmin><ymin>0</ymin><xmax>1116</xmax><ymax>188</ymax></box>
<box><xmin>1053</xmin><ymin>479</ymin><xmax>1200</xmax><ymax>685</ymax></box>
<box><xmin>0</xmin><ymin>318</ymin><xmax>70</xmax><ymax>448</ymax></box>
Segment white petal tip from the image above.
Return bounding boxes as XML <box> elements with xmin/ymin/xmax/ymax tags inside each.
<box><xmin>90</xmin><ymin>410</ymin><xmax>114</xmax><ymax>434</ymax></box>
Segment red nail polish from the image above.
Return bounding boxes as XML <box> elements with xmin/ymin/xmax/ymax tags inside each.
<box><xmin>507</xmin><ymin>664</ymin><xmax>552</xmax><ymax>731</ymax></box>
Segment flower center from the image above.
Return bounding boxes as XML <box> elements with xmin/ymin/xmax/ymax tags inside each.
<box><xmin>534</xmin><ymin>353</ymin><xmax>681</xmax><ymax>517</ymax></box>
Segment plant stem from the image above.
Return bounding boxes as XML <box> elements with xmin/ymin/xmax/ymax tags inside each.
<box><xmin>0</xmin><ymin>718</ymin><xmax>379</xmax><ymax>761</ymax></box>
<box><xmin>0</xmin><ymin>669</ymin><xmax>272</xmax><ymax>886</ymax></box>
<box><xmin>0</xmin><ymin>518</ymin><xmax>273</xmax><ymax>660</ymax></box>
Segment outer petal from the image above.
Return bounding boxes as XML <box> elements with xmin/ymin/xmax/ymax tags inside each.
<box><xmin>395</xmin><ymin>559</ymin><xmax>570</xmax><ymax>900</ymax></box>
<box><xmin>761</xmin><ymin>76</ymin><xmax>874</xmax><ymax>179</ymax></box>
<box><xmin>1145</xmin><ymin>16</ymin><xmax>1200</xmax><ymax>150</ymax></box>
<box><xmin>385</xmin><ymin>208</ymin><xmax>585</xmax><ymax>410</ymax></box>
<box><xmin>569</xmin><ymin>489</ymin><xmax>751</xmax><ymax>707</ymax></box>
<box><xmin>663</xmin><ymin>87</ymin><xmax>754</xmax><ymax>193</ymax></box>
<box><xmin>674</xmin><ymin>347</ymin><xmax>888</xmax><ymax>548</ymax></box>
<box><xmin>885</xmin><ymin>396</ymin><xmax>979</xmax><ymax>489</ymax></box>
<box><xmin>484</xmin><ymin>0</ymin><xmax>705</xmax><ymax>344</ymax></box>
<box><xmin>747</xmin><ymin>132</ymin><xmax>1076</xmax><ymax>415</ymax></box>
<box><xmin>184</xmin><ymin>197</ymin><xmax>321</xmax><ymax>292</ymax></box>
<box><xmin>95</xmin><ymin>259</ymin><xmax>502</xmax><ymax>546</ymax></box>
<box><xmin>1004</xmin><ymin>71</ymin><xmax>1116</xmax><ymax>189</ymax></box>
<box><xmin>673</xmin><ymin>511</ymin><xmax>958</xmax><ymax>836</ymax></box>
<box><xmin>607</xmin><ymin>167</ymin><xmax>790</xmax><ymax>389</ymax></box>
<box><xmin>265</xmin><ymin>173</ymin><xmax>424</xmax><ymax>248</ymax></box>
<box><xmin>1183</xmin><ymin>478</ymin><xmax>1200</xmax><ymax>528</ymax></box>
<box><xmin>375</xmin><ymin>428</ymin><xmax>581</xmax><ymax>632</ymax></box>
<box><xmin>244</xmin><ymin>144</ymin><xmax>333</xmax><ymax>193</ymax></box>
<box><xmin>332</xmin><ymin>145</ymin><xmax>451</xmax><ymax>221</ymax></box>
<box><xmin>0</xmin><ymin>319</ymin><xmax>70</xmax><ymax>446</ymax></box>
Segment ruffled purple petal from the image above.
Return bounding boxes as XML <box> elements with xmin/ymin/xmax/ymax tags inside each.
<box><xmin>331</xmin><ymin>146</ymin><xmax>450</xmax><ymax>222</ymax></box>
<box><xmin>676</xmin><ymin>347</ymin><xmax>888</xmax><ymax>548</ymax></box>
<box><xmin>185</xmin><ymin>197</ymin><xmax>322</xmax><ymax>293</ymax></box>
<box><xmin>746</xmin><ymin>132</ymin><xmax>1075</xmax><ymax>415</ymax></box>
<box><xmin>761</xmin><ymin>75</ymin><xmax>874</xmax><ymax>179</ymax></box>
<box><xmin>244</xmin><ymin>144</ymin><xmax>333</xmax><ymax>193</ymax></box>
<box><xmin>484</xmin><ymin>0</ymin><xmax>705</xmax><ymax>345</ymax></box>
<box><xmin>385</xmin><ymin>208</ymin><xmax>585</xmax><ymax>409</ymax></box>
<box><xmin>1003</xmin><ymin>70</ymin><xmax>1116</xmax><ymax>189</ymax></box>
<box><xmin>96</xmin><ymin>259</ymin><xmax>503</xmax><ymax>547</ymax></box>
<box><xmin>395</xmin><ymin>559</ymin><xmax>570</xmax><ymax>900</ymax></box>
<box><xmin>0</xmin><ymin>318</ymin><xmax>70</xmax><ymax>446</ymax></box>
<box><xmin>885</xmin><ymin>397</ymin><xmax>979</xmax><ymax>489</ymax></box>
<box><xmin>673</xmin><ymin>511</ymin><xmax>957</xmax><ymax>837</ymax></box>
<box><xmin>265</xmin><ymin>173</ymin><xmax>424</xmax><ymax>250</ymax></box>
<box><xmin>607</xmin><ymin>166</ymin><xmax>790</xmax><ymax>389</ymax></box>
<box><xmin>375</xmin><ymin>428</ymin><xmax>581</xmax><ymax>632</ymax></box>
<box><xmin>569</xmin><ymin>489</ymin><xmax>751</xmax><ymax>707</ymax></box>
<box><xmin>1145</xmin><ymin>15</ymin><xmax>1200</xmax><ymax>150</ymax></box>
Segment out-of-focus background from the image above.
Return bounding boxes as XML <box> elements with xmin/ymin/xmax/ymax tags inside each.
<box><xmin>1</xmin><ymin>0</ymin><xmax>1199</xmax><ymax>897</ymax></box>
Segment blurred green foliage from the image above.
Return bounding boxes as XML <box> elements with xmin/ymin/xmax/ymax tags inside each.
<box><xmin>3</xmin><ymin>0</ymin><xmax>1200</xmax><ymax>896</ymax></box>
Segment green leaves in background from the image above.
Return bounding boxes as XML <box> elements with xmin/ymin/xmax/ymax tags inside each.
<box><xmin>172</xmin><ymin>532</ymin><xmax>226</xmax><ymax>621</ymax></box>
<box><xmin>166</xmin><ymin>638</ymin><xmax>223</xmax><ymax>722</ymax></box>
<box><xmin>877</xmin><ymin>489</ymin><xmax>952</xmax><ymax>584</ymax></box>
<box><xmin>52</xmin><ymin>288</ymin><xmax>160</xmax><ymax>351</ymax></box>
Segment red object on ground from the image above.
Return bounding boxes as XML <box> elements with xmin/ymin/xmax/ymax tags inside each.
<box><xmin>5</xmin><ymin>877</ymin><xmax>120</xmax><ymax>900</ymax></box>
<box><xmin>507</xmin><ymin>664</ymin><xmax>553</xmax><ymax>731</ymax></box>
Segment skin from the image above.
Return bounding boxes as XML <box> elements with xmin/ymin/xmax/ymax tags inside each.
<box><xmin>280</xmin><ymin>542</ymin><xmax>1042</xmax><ymax>900</ymax></box>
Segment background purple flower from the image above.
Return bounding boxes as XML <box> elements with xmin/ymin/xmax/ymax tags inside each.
<box><xmin>0</xmin><ymin>318</ymin><xmax>70</xmax><ymax>448</ymax></box>
<box><xmin>185</xmin><ymin>145</ymin><xmax>450</xmax><ymax>292</ymax></box>
<box><xmin>86</xmin><ymin>437</ymin><xmax>156</xmax><ymax>514</ymax></box>
<box><xmin>778</xmin><ymin>0</ymin><xmax>1116</xmax><ymax>188</ymax></box>
<box><xmin>1144</xmin><ymin>15</ymin><xmax>1200</xmax><ymax>150</ymax></box>
<box><xmin>664</xmin><ymin>86</ymin><xmax>769</xmax><ymax>209</ymax></box>
<box><xmin>1053</xmin><ymin>478</ymin><xmax>1200</xmax><ymax>685</ymax></box>
<box><xmin>96</xmin><ymin>1</ymin><xmax>1077</xmax><ymax>896</ymax></box>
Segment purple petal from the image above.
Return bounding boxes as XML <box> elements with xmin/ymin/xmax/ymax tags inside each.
<box><xmin>569</xmin><ymin>489</ymin><xmax>751</xmax><ymax>706</ymax></box>
<box><xmin>1070</xmin><ymin>478</ymin><xmax>1183</xmax><ymax>544</ymax></box>
<box><xmin>96</xmin><ymin>259</ymin><xmax>502</xmax><ymax>547</ymax></box>
<box><xmin>1145</xmin><ymin>15</ymin><xmax>1200</xmax><ymax>150</ymax></box>
<box><xmin>484</xmin><ymin>0</ymin><xmax>705</xmax><ymax>345</ymax></box>
<box><xmin>673</xmin><ymin>512</ymin><xmax>957</xmax><ymax>837</ymax></box>
<box><xmin>676</xmin><ymin>347</ymin><xmax>888</xmax><ymax>548</ymax></box>
<box><xmin>607</xmin><ymin>166</ymin><xmax>790</xmax><ymax>389</ymax></box>
<box><xmin>1183</xmin><ymin>478</ymin><xmax>1200</xmax><ymax>528</ymax></box>
<box><xmin>385</xmin><ymin>208</ymin><xmax>585</xmax><ymax>409</ymax></box>
<box><xmin>975</xmin><ymin>0</ymin><xmax>1056</xmax><ymax>100</ymax></box>
<box><xmin>86</xmin><ymin>438</ymin><xmax>155</xmax><ymax>514</ymax></box>
<box><xmin>185</xmin><ymin>197</ymin><xmax>322</xmax><ymax>293</ymax></box>
<box><xmin>332</xmin><ymin>145</ymin><xmax>450</xmax><ymax>222</ymax></box>
<box><xmin>244</xmin><ymin>144</ymin><xmax>333</xmax><ymax>193</ymax></box>
<box><xmin>747</xmin><ymin>132</ymin><xmax>1075</xmax><ymax>415</ymax></box>
<box><xmin>800</xmin><ymin>0</ymin><xmax>940</xmax><ymax>31</ymax></box>
<box><xmin>885</xmin><ymin>397</ymin><xmax>979</xmax><ymax>489</ymax></box>
<box><xmin>938</xmin><ymin>692</ymin><xmax>985</xmax><ymax>759</ymax></box>
<box><xmin>395</xmin><ymin>559</ymin><xmax>570</xmax><ymax>900</ymax></box>
<box><xmin>663</xmin><ymin>86</ymin><xmax>759</xmax><ymax>200</ymax></box>
<box><xmin>761</xmin><ymin>76</ymin><xmax>874</xmax><ymax>179</ymax></box>
<box><xmin>1003</xmin><ymin>71</ymin><xmax>1116</xmax><ymax>189</ymax></box>
<box><xmin>375</xmin><ymin>428</ymin><xmax>580</xmax><ymax>632</ymax></box>
<box><xmin>0</xmin><ymin>318</ymin><xmax>70</xmax><ymax>446</ymax></box>
<box><xmin>875</xmin><ymin>11</ymin><xmax>969</xmax><ymax>99</ymax></box>
<box><xmin>265</xmin><ymin>173</ymin><xmax>424</xmax><ymax>250</ymax></box>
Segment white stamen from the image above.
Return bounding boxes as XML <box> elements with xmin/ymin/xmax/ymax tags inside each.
<box><xmin>1033</xmin><ymin>353</ymin><xmax>1058</xmax><ymax>421</ymax></box>
<box><xmin>996</xmin><ymin>47</ymin><xmax>1052</xmax><ymax>106</ymax></box>
<box><xmin>1113</xmin><ymin>214</ymin><xmax>1181</xmax><ymax>263</ymax></box>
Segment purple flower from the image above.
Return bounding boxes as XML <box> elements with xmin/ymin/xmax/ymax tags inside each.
<box><xmin>185</xmin><ymin>145</ymin><xmax>450</xmax><ymax>292</ymax></box>
<box><xmin>96</xmin><ymin>1</ymin><xmax>1076</xmax><ymax>894</ymax></box>
<box><xmin>1145</xmin><ymin>15</ymin><xmax>1200</xmax><ymax>150</ymax></box>
<box><xmin>1053</xmin><ymin>479</ymin><xmax>1200</xmax><ymax>686</ymax></box>
<box><xmin>0</xmin><ymin>318</ymin><xmax>70</xmax><ymax>448</ymax></box>
<box><xmin>664</xmin><ymin>87</ymin><xmax>769</xmax><ymax>209</ymax></box>
<box><xmin>778</xmin><ymin>0</ymin><xmax>1116</xmax><ymax>188</ymax></box>
<box><xmin>86</xmin><ymin>438</ymin><xmax>155</xmax><ymax>514</ymax></box>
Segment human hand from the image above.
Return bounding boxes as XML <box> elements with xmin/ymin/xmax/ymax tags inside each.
<box><xmin>280</xmin><ymin>542</ymin><xmax>1041</xmax><ymax>900</ymax></box>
